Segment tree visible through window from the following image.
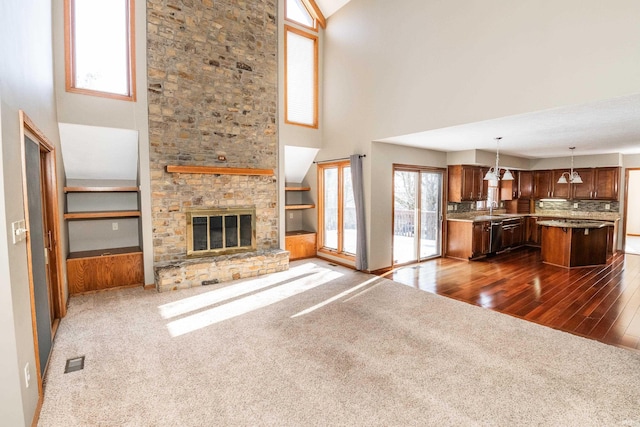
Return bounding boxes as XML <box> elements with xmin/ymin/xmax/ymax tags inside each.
<box><xmin>65</xmin><ymin>0</ymin><xmax>136</xmax><ymax>100</ymax></box>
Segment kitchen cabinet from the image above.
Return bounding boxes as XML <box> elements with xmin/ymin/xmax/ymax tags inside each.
<box><xmin>501</xmin><ymin>218</ymin><xmax>524</xmax><ymax>249</ymax></box>
<box><xmin>593</xmin><ymin>167</ymin><xmax>619</xmax><ymax>200</ymax></box>
<box><xmin>500</xmin><ymin>171</ymin><xmax>519</xmax><ymax>201</ymax></box>
<box><xmin>518</xmin><ymin>171</ymin><xmax>533</xmax><ymax>199</ymax></box>
<box><xmin>525</xmin><ymin>216</ymin><xmax>542</xmax><ymax>246</ymax></box>
<box><xmin>448</xmin><ymin>165</ymin><xmax>485</xmax><ymax>202</ymax></box>
<box><xmin>571</xmin><ymin>167</ymin><xmax>619</xmax><ymax>201</ymax></box>
<box><xmin>571</xmin><ymin>169</ymin><xmax>595</xmax><ymax>199</ymax></box>
<box><xmin>472</xmin><ymin>221</ymin><xmax>491</xmax><ymax>257</ymax></box>
<box><xmin>446</xmin><ymin>220</ymin><xmax>490</xmax><ymax>259</ymax></box>
<box><xmin>551</xmin><ymin>169</ymin><xmax>571</xmax><ymax>199</ymax></box>
<box><xmin>533</xmin><ymin>170</ymin><xmax>552</xmax><ymax>199</ymax></box>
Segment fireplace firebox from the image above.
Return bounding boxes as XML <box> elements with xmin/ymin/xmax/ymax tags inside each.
<box><xmin>186</xmin><ymin>207</ymin><xmax>256</xmax><ymax>258</ymax></box>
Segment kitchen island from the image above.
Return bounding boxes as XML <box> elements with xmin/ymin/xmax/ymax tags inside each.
<box><xmin>538</xmin><ymin>219</ymin><xmax>614</xmax><ymax>268</ymax></box>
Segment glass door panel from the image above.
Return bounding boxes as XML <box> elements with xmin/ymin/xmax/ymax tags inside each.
<box><xmin>323</xmin><ymin>167</ymin><xmax>338</xmax><ymax>250</ymax></box>
<box><xmin>420</xmin><ymin>171</ymin><xmax>442</xmax><ymax>259</ymax></box>
<box><xmin>393</xmin><ymin>170</ymin><xmax>418</xmax><ymax>264</ymax></box>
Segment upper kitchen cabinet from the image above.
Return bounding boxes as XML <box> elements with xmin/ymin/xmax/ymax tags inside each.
<box><xmin>570</xmin><ymin>168</ymin><xmax>595</xmax><ymax>200</ymax></box>
<box><xmin>533</xmin><ymin>170</ymin><xmax>552</xmax><ymax>199</ymax></box>
<box><xmin>448</xmin><ymin>165</ymin><xmax>485</xmax><ymax>202</ymax></box>
<box><xmin>499</xmin><ymin>170</ymin><xmax>519</xmax><ymax>201</ymax></box>
<box><xmin>550</xmin><ymin>169</ymin><xmax>571</xmax><ymax>199</ymax></box>
<box><xmin>572</xmin><ymin>167</ymin><xmax>620</xmax><ymax>201</ymax></box>
<box><xmin>518</xmin><ymin>171</ymin><xmax>533</xmax><ymax>199</ymax></box>
<box><xmin>594</xmin><ymin>167</ymin><xmax>619</xmax><ymax>200</ymax></box>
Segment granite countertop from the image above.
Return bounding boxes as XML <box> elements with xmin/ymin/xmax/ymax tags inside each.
<box><xmin>536</xmin><ymin>219</ymin><xmax>615</xmax><ymax>229</ymax></box>
<box><xmin>447</xmin><ymin>210</ymin><xmax>620</xmax><ymax>223</ymax></box>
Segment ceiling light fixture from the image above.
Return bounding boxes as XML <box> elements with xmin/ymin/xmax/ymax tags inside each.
<box><xmin>483</xmin><ymin>137</ymin><xmax>514</xmax><ymax>182</ymax></box>
<box><xmin>557</xmin><ymin>147</ymin><xmax>583</xmax><ymax>184</ymax></box>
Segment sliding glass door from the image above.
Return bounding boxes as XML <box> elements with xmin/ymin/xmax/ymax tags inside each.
<box><xmin>393</xmin><ymin>167</ymin><xmax>444</xmax><ymax>265</ymax></box>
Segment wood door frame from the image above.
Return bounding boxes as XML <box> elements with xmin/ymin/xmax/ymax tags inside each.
<box><xmin>391</xmin><ymin>164</ymin><xmax>447</xmax><ymax>267</ymax></box>
<box><xmin>19</xmin><ymin>111</ymin><xmax>66</xmax><ymax>397</ymax></box>
<box><xmin>622</xmin><ymin>167</ymin><xmax>640</xmax><ymax>252</ymax></box>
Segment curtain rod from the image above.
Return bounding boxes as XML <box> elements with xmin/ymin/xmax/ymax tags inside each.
<box><xmin>313</xmin><ymin>154</ymin><xmax>366</xmax><ymax>164</ymax></box>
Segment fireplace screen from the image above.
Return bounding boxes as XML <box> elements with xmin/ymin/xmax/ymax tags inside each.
<box><xmin>186</xmin><ymin>207</ymin><xmax>256</xmax><ymax>257</ymax></box>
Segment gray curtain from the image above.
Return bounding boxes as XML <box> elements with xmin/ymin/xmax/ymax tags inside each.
<box><xmin>350</xmin><ymin>154</ymin><xmax>368</xmax><ymax>270</ymax></box>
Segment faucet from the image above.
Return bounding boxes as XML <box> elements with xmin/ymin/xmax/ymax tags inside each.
<box><xmin>489</xmin><ymin>200</ymin><xmax>499</xmax><ymax>216</ymax></box>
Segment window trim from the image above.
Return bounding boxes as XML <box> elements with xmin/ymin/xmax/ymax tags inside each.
<box><xmin>64</xmin><ymin>0</ymin><xmax>137</xmax><ymax>101</ymax></box>
<box><xmin>284</xmin><ymin>25</ymin><xmax>319</xmax><ymax>129</ymax></box>
<box><xmin>317</xmin><ymin>160</ymin><xmax>355</xmax><ymax>260</ymax></box>
<box><xmin>284</xmin><ymin>0</ymin><xmax>318</xmax><ymax>32</ymax></box>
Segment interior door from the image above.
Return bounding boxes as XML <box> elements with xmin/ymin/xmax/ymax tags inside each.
<box><xmin>25</xmin><ymin>136</ymin><xmax>53</xmax><ymax>377</ymax></box>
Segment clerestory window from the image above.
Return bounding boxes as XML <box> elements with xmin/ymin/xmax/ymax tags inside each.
<box><xmin>285</xmin><ymin>25</ymin><xmax>318</xmax><ymax>128</ymax></box>
<box><xmin>64</xmin><ymin>0</ymin><xmax>136</xmax><ymax>101</ymax></box>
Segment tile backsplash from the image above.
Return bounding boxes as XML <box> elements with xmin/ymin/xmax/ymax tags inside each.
<box><xmin>533</xmin><ymin>200</ymin><xmax>619</xmax><ymax>213</ymax></box>
<box><xmin>448</xmin><ymin>199</ymin><xmax>619</xmax><ymax>214</ymax></box>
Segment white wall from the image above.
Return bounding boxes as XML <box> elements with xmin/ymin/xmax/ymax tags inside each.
<box><xmin>0</xmin><ymin>0</ymin><xmax>63</xmax><ymax>424</ymax></box>
<box><xmin>321</xmin><ymin>0</ymin><xmax>640</xmax><ymax>270</ymax></box>
<box><xmin>326</xmin><ymin>0</ymin><xmax>640</xmax><ymax>142</ymax></box>
<box><xmin>51</xmin><ymin>0</ymin><xmax>154</xmax><ymax>284</ymax></box>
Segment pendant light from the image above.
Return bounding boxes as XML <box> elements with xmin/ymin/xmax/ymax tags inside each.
<box><xmin>483</xmin><ymin>137</ymin><xmax>514</xmax><ymax>182</ymax></box>
<box><xmin>557</xmin><ymin>147</ymin><xmax>583</xmax><ymax>184</ymax></box>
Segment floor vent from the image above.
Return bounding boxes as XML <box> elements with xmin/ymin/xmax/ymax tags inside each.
<box><xmin>64</xmin><ymin>356</ymin><xmax>85</xmax><ymax>373</ymax></box>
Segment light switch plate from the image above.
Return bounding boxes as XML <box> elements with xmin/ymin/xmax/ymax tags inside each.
<box><xmin>605</xmin><ymin>204</ymin><xmax>611</xmax><ymax>210</ymax></box>
<box><xmin>12</xmin><ymin>220</ymin><xmax>26</xmax><ymax>244</ymax></box>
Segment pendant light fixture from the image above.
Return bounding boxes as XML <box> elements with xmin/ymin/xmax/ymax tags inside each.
<box><xmin>483</xmin><ymin>137</ymin><xmax>514</xmax><ymax>182</ymax></box>
<box><xmin>557</xmin><ymin>147</ymin><xmax>583</xmax><ymax>184</ymax></box>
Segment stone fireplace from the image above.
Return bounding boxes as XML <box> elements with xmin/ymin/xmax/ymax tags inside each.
<box><xmin>147</xmin><ymin>0</ymin><xmax>287</xmax><ymax>292</ymax></box>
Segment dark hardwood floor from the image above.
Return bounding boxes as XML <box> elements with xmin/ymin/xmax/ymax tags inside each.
<box><xmin>390</xmin><ymin>247</ymin><xmax>640</xmax><ymax>352</ymax></box>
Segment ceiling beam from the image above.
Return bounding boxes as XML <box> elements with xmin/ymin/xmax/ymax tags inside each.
<box><xmin>302</xmin><ymin>0</ymin><xmax>326</xmax><ymax>29</ymax></box>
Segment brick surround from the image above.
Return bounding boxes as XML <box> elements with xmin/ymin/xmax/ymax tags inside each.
<box><xmin>146</xmin><ymin>0</ymin><xmax>285</xmax><ymax>290</ymax></box>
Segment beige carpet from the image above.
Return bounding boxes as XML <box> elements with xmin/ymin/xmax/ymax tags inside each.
<box><xmin>39</xmin><ymin>259</ymin><xmax>640</xmax><ymax>426</ymax></box>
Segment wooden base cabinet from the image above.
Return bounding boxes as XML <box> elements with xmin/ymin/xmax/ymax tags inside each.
<box><xmin>285</xmin><ymin>231</ymin><xmax>317</xmax><ymax>260</ymax></box>
<box><xmin>67</xmin><ymin>247</ymin><xmax>144</xmax><ymax>294</ymax></box>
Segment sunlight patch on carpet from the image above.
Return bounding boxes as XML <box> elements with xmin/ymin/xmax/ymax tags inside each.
<box><xmin>158</xmin><ymin>263</ymin><xmax>318</xmax><ymax>319</ymax></box>
<box><xmin>291</xmin><ymin>275</ymin><xmax>385</xmax><ymax>318</ymax></box>
<box><xmin>166</xmin><ymin>267</ymin><xmax>343</xmax><ymax>336</ymax></box>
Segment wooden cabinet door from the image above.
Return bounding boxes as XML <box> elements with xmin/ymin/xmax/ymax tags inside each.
<box><xmin>67</xmin><ymin>252</ymin><xmax>143</xmax><ymax>294</ymax></box>
<box><xmin>593</xmin><ymin>167</ymin><xmax>619</xmax><ymax>200</ymax></box>
<box><xmin>513</xmin><ymin>220</ymin><xmax>524</xmax><ymax>246</ymax></box>
<box><xmin>571</xmin><ymin>168</ymin><xmax>594</xmax><ymax>199</ymax></box>
<box><xmin>551</xmin><ymin>169</ymin><xmax>571</xmax><ymax>199</ymax></box>
<box><xmin>525</xmin><ymin>216</ymin><xmax>541</xmax><ymax>246</ymax></box>
<box><xmin>533</xmin><ymin>170</ymin><xmax>551</xmax><ymax>199</ymax></box>
<box><xmin>461</xmin><ymin>166</ymin><xmax>482</xmax><ymax>201</ymax></box>
<box><xmin>286</xmin><ymin>233</ymin><xmax>317</xmax><ymax>260</ymax></box>
<box><xmin>472</xmin><ymin>221</ymin><xmax>490</xmax><ymax>256</ymax></box>
<box><xmin>478</xmin><ymin>167</ymin><xmax>489</xmax><ymax>201</ymax></box>
<box><xmin>518</xmin><ymin>171</ymin><xmax>533</xmax><ymax>199</ymax></box>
